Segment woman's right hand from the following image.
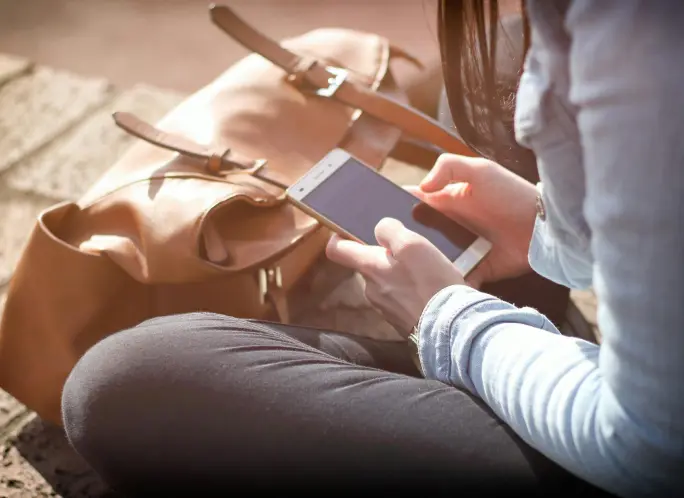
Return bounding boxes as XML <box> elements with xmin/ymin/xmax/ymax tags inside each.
<box><xmin>408</xmin><ymin>153</ymin><xmax>539</xmax><ymax>289</ymax></box>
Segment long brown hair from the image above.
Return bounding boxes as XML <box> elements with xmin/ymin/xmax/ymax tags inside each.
<box><xmin>438</xmin><ymin>0</ymin><xmax>537</xmax><ymax>181</ymax></box>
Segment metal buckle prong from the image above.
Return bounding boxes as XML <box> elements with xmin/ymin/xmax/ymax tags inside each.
<box><xmin>251</xmin><ymin>159</ymin><xmax>268</xmax><ymax>174</ymax></box>
<box><xmin>315</xmin><ymin>66</ymin><xmax>348</xmax><ymax>98</ymax></box>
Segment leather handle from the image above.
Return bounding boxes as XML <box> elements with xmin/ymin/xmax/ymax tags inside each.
<box><xmin>209</xmin><ymin>4</ymin><xmax>477</xmax><ymax>158</ymax></box>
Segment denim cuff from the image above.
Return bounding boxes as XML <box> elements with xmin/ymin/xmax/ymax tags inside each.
<box><xmin>417</xmin><ymin>286</ymin><xmax>497</xmax><ymax>391</ymax></box>
<box><xmin>417</xmin><ymin>285</ymin><xmax>559</xmax><ymax>393</ymax></box>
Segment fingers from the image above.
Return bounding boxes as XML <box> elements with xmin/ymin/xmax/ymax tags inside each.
<box><xmin>326</xmin><ymin>234</ymin><xmax>390</xmax><ymax>273</ymax></box>
<box><xmin>404</xmin><ymin>185</ymin><xmax>432</xmax><ymax>206</ymax></box>
<box><xmin>404</xmin><ymin>183</ymin><xmax>481</xmax><ymax>239</ymax></box>
<box><xmin>408</xmin><ymin>183</ymin><xmax>474</xmax><ymax>223</ymax></box>
<box><xmin>464</xmin><ymin>268</ymin><xmax>484</xmax><ymax>290</ymax></box>
<box><xmin>420</xmin><ymin>153</ymin><xmax>483</xmax><ymax>193</ymax></box>
<box><xmin>407</xmin><ymin>182</ymin><xmax>467</xmax><ymax>205</ymax></box>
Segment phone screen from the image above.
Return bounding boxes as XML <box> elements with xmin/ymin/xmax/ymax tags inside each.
<box><xmin>299</xmin><ymin>157</ymin><xmax>478</xmax><ymax>261</ymax></box>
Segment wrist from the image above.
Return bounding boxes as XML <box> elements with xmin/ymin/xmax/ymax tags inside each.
<box><xmin>407</xmin><ymin>327</ymin><xmax>423</xmax><ymax>375</ymax></box>
<box><xmin>416</xmin><ymin>285</ymin><xmax>491</xmax><ymax>385</ymax></box>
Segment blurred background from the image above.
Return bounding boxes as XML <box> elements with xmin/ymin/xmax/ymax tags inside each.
<box><xmin>0</xmin><ymin>0</ymin><xmax>444</xmax><ymax>93</ymax></box>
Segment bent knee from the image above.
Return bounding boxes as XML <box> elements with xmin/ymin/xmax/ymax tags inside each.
<box><xmin>61</xmin><ymin>326</ymin><xmax>148</xmax><ymax>455</ymax></box>
<box><xmin>62</xmin><ymin>313</ymin><xmax>234</xmax><ymax>448</ymax></box>
<box><xmin>62</xmin><ymin>313</ymin><xmax>255</xmax><ymax>418</ymax></box>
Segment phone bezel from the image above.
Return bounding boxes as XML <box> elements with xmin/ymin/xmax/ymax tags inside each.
<box><xmin>286</xmin><ymin>148</ymin><xmax>492</xmax><ymax>277</ymax></box>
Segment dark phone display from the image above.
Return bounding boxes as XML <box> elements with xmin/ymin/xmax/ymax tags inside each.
<box><xmin>301</xmin><ymin>158</ymin><xmax>478</xmax><ymax>261</ymax></box>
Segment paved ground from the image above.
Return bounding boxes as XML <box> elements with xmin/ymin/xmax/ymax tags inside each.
<box><xmin>0</xmin><ymin>53</ymin><xmax>125</xmax><ymax>497</ymax></box>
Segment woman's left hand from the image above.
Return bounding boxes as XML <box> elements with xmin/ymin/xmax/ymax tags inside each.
<box><xmin>326</xmin><ymin>218</ymin><xmax>466</xmax><ymax>337</ymax></box>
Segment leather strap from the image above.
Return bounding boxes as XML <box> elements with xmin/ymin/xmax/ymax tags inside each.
<box><xmin>209</xmin><ymin>5</ymin><xmax>477</xmax><ymax>157</ymax></box>
<box><xmin>114</xmin><ymin>111</ymin><xmax>222</xmax><ymax>162</ymax></box>
<box><xmin>113</xmin><ymin>112</ymin><xmax>289</xmax><ymax>189</ymax></box>
<box><xmin>114</xmin><ymin>112</ymin><xmax>262</xmax><ymax>174</ymax></box>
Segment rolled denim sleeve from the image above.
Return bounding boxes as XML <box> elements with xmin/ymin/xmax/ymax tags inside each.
<box><xmin>419</xmin><ymin>2</ymin><xmax>684</xmax><ymax>497</ymax></box>
<box><xmin>417</xmin><ymin>285</ymin><xmax>561</xmax><ymax>392</ymax></box>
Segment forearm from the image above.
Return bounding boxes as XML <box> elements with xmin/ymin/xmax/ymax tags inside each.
<box><xmin>417</xmin><ymin>286</ymin><xmax>679</xmax><ymax>497</ymax></box>
<box><xmin>417</xmin><ymin>1</ymin><xmax>684</xmax><ymax>496</ymax></box>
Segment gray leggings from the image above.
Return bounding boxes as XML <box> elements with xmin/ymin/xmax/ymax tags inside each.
<box><xmin>61</xmin><ymin>312</ymin><xmax>608</xmax><ymax>497</ymax></box>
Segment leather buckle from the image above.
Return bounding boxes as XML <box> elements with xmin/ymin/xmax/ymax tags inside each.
<box><xmin>315</xmin><ymin>66</ymin><xmax>348</xmax><ymax>98</ymax></box>
<box><xmin>287</xmin><ymin>61</ymin><xmax>348</xmax><ymax>98</ymax></box>
<box><xmin>249</xmin><ymin>159</ymin><xmax>268</xmax><ymax>175</ymax></box>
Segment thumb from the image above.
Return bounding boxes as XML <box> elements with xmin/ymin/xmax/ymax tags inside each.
<box><xmin>374</xmin><ymin>218</ymin><xmax>410</xmax><ymax>255</ymax></box>
<box><xmin>412</xmin><ymin>182</ymin><xmax>474</xmax><ymax>214</ymax></box>
<box><xmin>464</xmin><ymin>267</ymin><xmax>485</xmax><ymax>290</ymax></box>
<box><xmin>420</xmin><ymin>153</ymin><xmax>480</xmax><ymax>193</ymax></box>
<box><xmin>375</xmin><ymin>218</ymin><xmax>430</xmax><ymax>261</ymax></box>
<box><xmin>405</xmin><ymin>184</ymin><xmax>451</xmax><ymax>210</ymax></box>
<box><xmin>326</xmin><ymin>234</ymin><xmax>385</xmax><ymax>273</ymax></box>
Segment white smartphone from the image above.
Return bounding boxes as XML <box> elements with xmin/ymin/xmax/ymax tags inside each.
<box><xmin>286</xmin><ymin>149</ymin><xmax>492</xmax><ymax>276</ymax></box>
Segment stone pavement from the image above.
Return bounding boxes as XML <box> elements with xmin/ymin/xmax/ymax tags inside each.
<box><xmin>0</xmin><ymin>53</ymin><xmax>600</xmax><ymax>497</ymax></box>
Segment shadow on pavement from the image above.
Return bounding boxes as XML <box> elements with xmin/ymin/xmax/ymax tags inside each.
<box><xmin>11</xmin><ymin>417</ymin><xmax>119</xmax><ymax>498</ymax></box>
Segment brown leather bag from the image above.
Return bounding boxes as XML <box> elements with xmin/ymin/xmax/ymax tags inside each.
<box><xmin>0</xmin><ymin>5</ymin><xmax>477</xmax><ymax>425</ymax></box>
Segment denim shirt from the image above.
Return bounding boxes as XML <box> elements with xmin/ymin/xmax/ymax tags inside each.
<box><xmin>418</xmin><ymin>2</ymin><xmax>684</xmax><ymax>497</ymax></box>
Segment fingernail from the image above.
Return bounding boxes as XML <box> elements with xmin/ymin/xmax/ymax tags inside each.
<box><xmin>325</xmin><ymin>236</ymin><xmax>338</xmax><ymax>255</ymax></box>
<box><xmin>421</xmin><ymin>174</ymin><xmax>440</xmax><ymax>191</ymax></box>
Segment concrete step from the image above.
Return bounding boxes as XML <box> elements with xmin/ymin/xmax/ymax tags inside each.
<box><xmin>8</xmin><ymin>84</ymin><xmax>184</xmax><ymax>200</ymax></box>
<box><xmin>0</xmin><ymin>66</ymin><xmax>112</xmax><ymax>175</ymax></box>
